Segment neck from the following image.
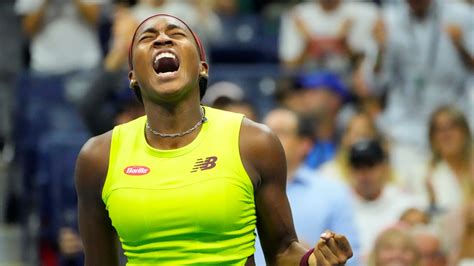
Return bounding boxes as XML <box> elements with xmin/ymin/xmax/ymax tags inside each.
<box><xmin>320</xmin><ymin>3</ymin><xmax>339</xmax><ymax>12</ymax></box>
<box><xmin>357</xmin><ymin>188</ymin><xmax>383</xmax><ymax>202</ymax></box>
<box><xmin>144</xmin><ymin>100</ymin><xmax>203</xmax><ymax>150</ymax></box>
<box><xmin>413</xmin><ymin>13</ymin><xmax>428</xmax><ymax>21</ymax></box>
<box><xmin>412</xmin><ymin>4</ymin><xmax>432</xmax><ymax>21</ymax></box>
<box><xmin>445</xmin><ymin>153</ymin><xmax>468</xmax><ymax>176</ymax></box>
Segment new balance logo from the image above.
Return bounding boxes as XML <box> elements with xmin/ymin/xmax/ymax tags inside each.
<box><xmin>191</xmin><ymin>156</ymin><xmax>218</xmax><ymax>173</ymax></box>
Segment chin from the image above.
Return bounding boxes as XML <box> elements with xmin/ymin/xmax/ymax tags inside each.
<box><xmin>154</xmin><ymin>82</ymin><xmax>195</xmax><ymax>101</ymax></box>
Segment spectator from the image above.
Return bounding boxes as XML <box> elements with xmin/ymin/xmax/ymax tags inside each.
<box><xmin>428</xmin><ymin>106</ymin><xmax>473</xmax><ymax>209</ymax></box>
<box><xmin>202</xmin><ymin>81</ymin><xmax>258</xmax><ymax>121</ymax></box>
<box><xmin>78</xmin><ymin>2</ymin><xmax>144</xmax><ymax>135</ymax></box>
<box><xmin>15</xmin><ymin>0</ymin><xmax>108</xmax><ymax>75</ymax></box>
<box><xmin>319</xmin><ymin>111</ymin><xmax>381</xmax><ymax>183</ymax></box>
<box><xmin>399</xmin><ymin>208</ymin><xmax>430</xmax><ymax>228</ymax></box>
<box><xmin>407</xmin><ymin>105</ymin><xmax>474</xmax><ymax>215</ymax></box>
<box><xmin>288</xmin><ymin>71</ymin><xmax>350</xmax><ymax>169</ymax></box>
<box><xmin>412</xmin><ymin>225</ymin><xmax>448</xmax><ymax>266</ymax></box>
<box><xmin>368</xmin><ymin>226</ymin><xmax>421</xmax><ymax>266</ymax></box>
<box><xmin>14</xmin><ymin>0</ymin><xmax>109</xmax><ymax>264</ymax></box>
<box><xmin>279</xmin><ymin>0</ymin><xmax>377</xmax><ymax>75</ymax></box>
<box><xmin>254</xmin><ymin>108</ymin><xmax>360</xmax><ymax>265</ymax></box>
<box><xmin>366</xmin><ymin>0</ymin><xmax>473</xmax><ymax>152</ymax></box>
<box><xmin>350</xmin><ymin>54</ymin><xmax>385</xmax><ymax>121</ymax></box>
<box><xmin>348</xmin><ymin>139</ymin><xmax>422</xmax><ymax>260</ymax></box>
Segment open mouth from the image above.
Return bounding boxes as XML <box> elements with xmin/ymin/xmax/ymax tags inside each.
<box><xmin>153</xmin><ymin>52</ymin><xmax>180</xmax><ymax>76</ymax></box>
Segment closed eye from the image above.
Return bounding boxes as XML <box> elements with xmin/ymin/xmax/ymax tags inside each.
<box><xmin>170</xmin><ymin>31</ymin><xmax>186</xmax><ymax>37</ymax></box>
<box><xmin>138</xmin><ymin>34</ymin><xmax>155</xmax><ymax>42</ymax></box>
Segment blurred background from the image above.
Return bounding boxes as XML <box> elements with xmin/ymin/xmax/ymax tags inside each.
<box><xmin>0</xmin><ymin>0</ymin><xmax>472</xmax><ymax>265</ymax></box>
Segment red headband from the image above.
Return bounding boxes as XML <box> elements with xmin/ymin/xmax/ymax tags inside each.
<box><xmin>128</xmin><ymin>13</ymin><xmax>206</xmax><ymax>70</ymax></box>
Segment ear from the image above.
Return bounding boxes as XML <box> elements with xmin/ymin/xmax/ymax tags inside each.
<box><xmin>128</xmin><ymin>71</ymin><xmax>137</xmax><ymax>89</ymax></box>
<box><xmin>199</xmin><ymin>61</ymin><xmax>209</xmax><ymax>78</ymax></box>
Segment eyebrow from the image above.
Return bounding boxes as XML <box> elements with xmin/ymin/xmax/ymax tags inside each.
<box><xmin>166</xmin><ymin>23</ymin><xmax>186</xmax><ymax>32</ymax></box>
<box><xmin>139</xmin><ymin>23</ymin><xmax>187</xmax><ymax>36</ymax></box>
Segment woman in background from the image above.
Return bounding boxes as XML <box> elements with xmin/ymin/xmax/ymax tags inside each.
<box><xmin>368</xmin><ymin>226</ymin><xmax>421</xmax><ymax>266</ymax></box>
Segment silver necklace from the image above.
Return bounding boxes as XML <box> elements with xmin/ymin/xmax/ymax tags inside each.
<box><xmin>145</xmin><ymin>107</ymin><xmax>207</xmax><ymax>138</ymax></box>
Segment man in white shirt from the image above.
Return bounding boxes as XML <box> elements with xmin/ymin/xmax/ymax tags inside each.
<box><xmin>367</xmin><ymin>0</ymin><xmax>473</xmax><ymax>150</ymax></box>
<box><xmin>348</xmin><ymin>139</ymin><xmax>423</xmax><ymax>262</ymax></box>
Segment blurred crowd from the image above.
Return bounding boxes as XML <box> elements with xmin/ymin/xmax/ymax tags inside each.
<box><xmin>0</xmin><ymin>0</ymin><xmax>472</xmax><ymax>265</ymax></box>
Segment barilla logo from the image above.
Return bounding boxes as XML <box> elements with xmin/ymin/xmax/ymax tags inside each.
<box><xmin>124</xmin><ymin>166</ymin><xmax>150</xmax><ymax>176</ymax></box>
<box><xmin>191</xmin><ymin>156</ymin><xmax>218</xmax><ymax>173</ymax></box>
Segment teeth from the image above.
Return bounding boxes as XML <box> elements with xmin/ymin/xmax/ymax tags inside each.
<box><xmin>155</xmin><ymin>52</ymin><xmax>176</xmax><ymax>63</ymax></box>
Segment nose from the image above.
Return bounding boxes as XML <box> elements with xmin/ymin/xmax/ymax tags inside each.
<box><xmin>153</xmin><ymin>33</ymin><xmax>173</xmax><ymax>47</ymax></box>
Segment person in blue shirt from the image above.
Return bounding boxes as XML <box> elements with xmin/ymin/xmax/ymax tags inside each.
<box><xmin>254</xmin><ymin>107</ymin><xmax>361</xmax><ymax>265</ymax></box>
<box><xmin>293</xmin><ymin>71</ymin><xmax>350</xmax><ymax>169</ymax></box>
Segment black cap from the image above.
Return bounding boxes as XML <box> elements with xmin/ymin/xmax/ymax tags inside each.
<box><xmin>349</xmin><ymin>139</ymin><xmax>385</xmax><ymax>168</ymax></box>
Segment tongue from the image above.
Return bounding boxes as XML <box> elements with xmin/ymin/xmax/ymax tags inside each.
<box><xmin>154</xmin><ymin>57</ymin><xmax>179</xmax><ymax>74</ymax></box>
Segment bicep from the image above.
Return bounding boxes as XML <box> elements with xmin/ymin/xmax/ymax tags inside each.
<box><xmin>240</xmin><ymin>120</ymin><xmax>303</xmax><ymax>264</ymax></box>
<box><xmin>75</xmin><ymin>135</ymin><xmax>119</xmax><ymax>265</ymax></box>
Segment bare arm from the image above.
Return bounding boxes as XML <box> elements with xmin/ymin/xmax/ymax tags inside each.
<box><xmin>445</xmin><ymin>24</ymin><xmax>474</xmax><ymax>70</ymax></box>
<box><xmin>240</xmin><ymin>119</ymin><xmax>352</xmax><ymax>265</ymax></box>
<box><xmin>239</xmin><ymin>119</ymin><xmax>304</xmax><ymax>265</ymax></box>
<box><xmin>372</xmin><ymin>17</ymin><xmax>386</xmax><ymax>74</ymax></box>
<box><xmin>73</xmin><ymin>0</ymin><xmax>102</xmax><ymax>26</ymax></box>
<box><xmin>21</xmin><ymin>0</ymin><xmax>49</xmax><ymax>37</ymax></box>
<box><xmin>75</xmin><ymin>131</ymin><xmax>120</xmax><ymax>265</ymax></box>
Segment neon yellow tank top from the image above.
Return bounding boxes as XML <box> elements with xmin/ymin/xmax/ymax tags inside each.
<box><xmin>102</xmin><ymin>107</ymin><xmax>256</xmax><ymax>265</ymax></box>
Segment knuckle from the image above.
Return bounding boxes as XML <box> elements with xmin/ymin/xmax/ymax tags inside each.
<box><xmin>347</xmin><ymin>250</ymin><xmax>354</xmax><ymax>258</ymax></box>
<box><xmin>337</xmin><ymin>255</ymin><xmax>348</xmax><ymax>263</ymax></box>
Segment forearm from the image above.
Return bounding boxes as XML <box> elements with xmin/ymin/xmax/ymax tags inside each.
<box><xmin>275</xmin><ymin>241</ymin><xmax>314</xmax><ymax>266</ymax></box>
<box><xmin>453</xmin><ymin>41</ymin><xmax>474</xmax><ymax>70</ymax></box>
<box><xmin>373</xmin><ymin>45</ymin><xmax>385</xmax><ymax>74</ymax></box>
<box><xmin>79</xmin><ymin>205</ymin><xmax>120</xmax><ymax>265</ymax></box>
<box><xmin>368</xmin><ymin>44</ymin><xmax>393</xmax><ymax>96</ymax></box>
<box><xmin>74</xmin><ymin>0</ymin><xmax>101</xmax><ymax>26</ymax></box>
<box><xmin>104</xmin><ymin>47</ymin><xmax>128</xmax><ymax>71</ymax></box>
<box><xmin>22</xmin><ymin>1</ymin><xmax>49</xmax><ymax>36</ymax></box>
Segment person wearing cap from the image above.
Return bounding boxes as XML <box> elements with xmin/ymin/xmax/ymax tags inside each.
<box><xmin>347</xmin><ymin>139</ymin><xmax>422</xmax><ymax>262</ymax></box>
<box><xmin>289</xmin><ymin>71</ymin><xmax>350</xmax><ymax>169</ymax></box>
<box><xmin>202</xmin><ymin>81</ymin><xmax>258</xmax><ymax>121</ymax></box>
<box><xmin>74</xmin><ymin>14</ymin><xmax>353</xmax><ymax>265</ymax></box>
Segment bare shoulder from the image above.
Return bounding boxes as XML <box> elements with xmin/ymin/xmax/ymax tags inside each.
<box><xmin>240</xmin><ymin>118</ymin><xmax>278</xmax><ymax>147</ymax></box>
<box><xmin>75</xmin><ymin>131</ymin><xmax>113</xmax><ymax>194</ymax></box>
<box><xmin>239</xmin><ymin>118</ymin><xmax>287</xmax><ymax>189</ymax></box>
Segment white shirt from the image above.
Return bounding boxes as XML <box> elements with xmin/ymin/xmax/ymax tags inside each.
<box><xmin>403</xmin><ymin>160</ymin><xmax>465</xmax><ymax>213</ymax></box>
<box><xmin>279</xmin><ymin>1</ymin><xmax>378</xmax><ymax>71</ymax></box>
<box><xmin>352</xmin><ymin>185</ymin><xmax>422</xmax><ymax>261</ymax></box>
<box><xmin>369</xmin><ymin>0</ymin><xmax>473</xmax><ymax>147</ymax></box>
<box><xmin>15</xmin><ymin>0</ymin><xmax>107</xmax><ymax>74</ymax></box>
